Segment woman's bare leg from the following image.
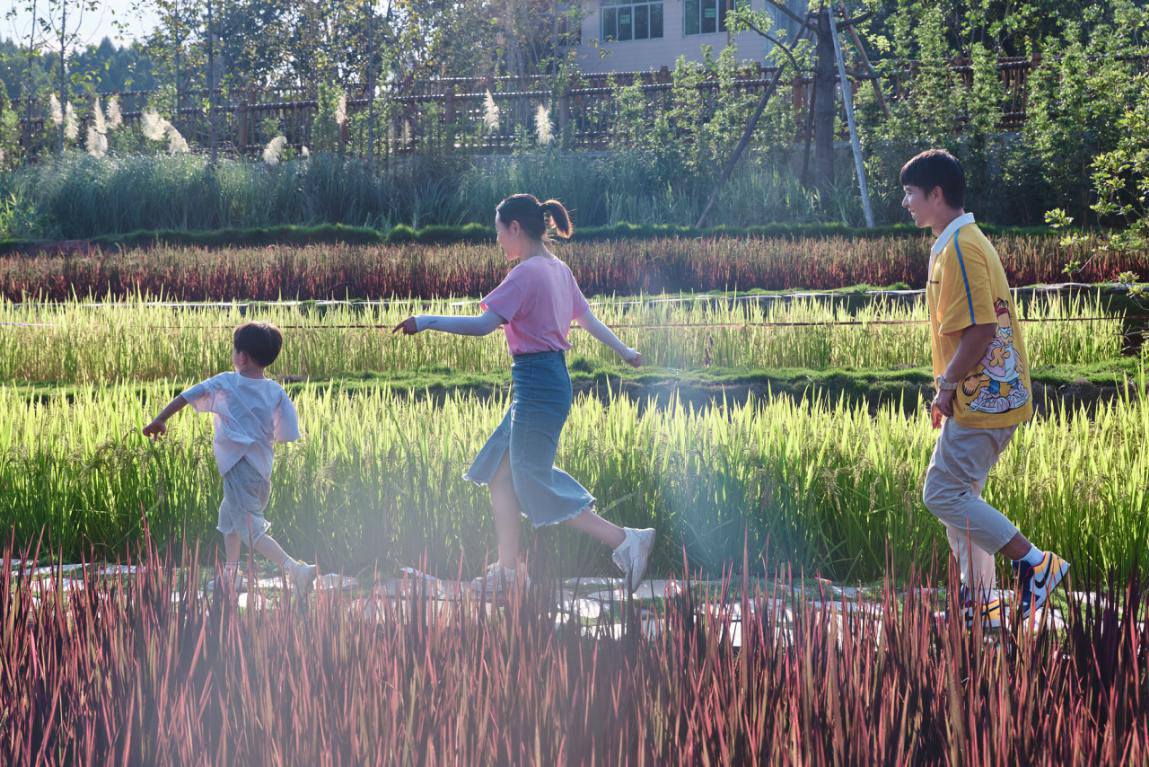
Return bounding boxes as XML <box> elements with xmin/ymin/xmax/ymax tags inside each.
<box><xmin>562</xmin><ymin>508</ymin><xmax>625</xmax><ymax>549</ymax></box>
<box><xmin>489</xmin><ymin>454</ymin><xmax>523</xmax><ymax>569</ymax></box>
<box><xmin>491</xmin><ymin>454</ymin><xmax>627</xmax><ymax>565</ymax></box>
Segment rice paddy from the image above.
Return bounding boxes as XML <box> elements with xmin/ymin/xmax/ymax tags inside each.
<box><xmin>2</xmin><ymin>377</ymin><xmax>1145</xmax><ymax>581</ymax></box>
<box><xmin>0</xmin><ymin>290</ymin><xmax>1130</xmax><ymax>384</ymax></box>
<box><xmin>3</xmin><ymin>239</ymin><xmax>1148</xmax><ymax>764</ymax></box>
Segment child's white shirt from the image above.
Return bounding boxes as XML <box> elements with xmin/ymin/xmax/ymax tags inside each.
<box><xmin>180</xmin><ymin>372</ymin><xmax>300</xmax><ymax>479</ymax></box>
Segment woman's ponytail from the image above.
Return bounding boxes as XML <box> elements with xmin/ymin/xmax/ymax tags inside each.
<box><xmin>540</xmin><ymin>199</ymin><xmax>573</xmax><ymax>240</ymax></box>
<box><xmin>497</xmin><ymin>194</ymin><xmax>574</xmax><ymax>241</ymax></box>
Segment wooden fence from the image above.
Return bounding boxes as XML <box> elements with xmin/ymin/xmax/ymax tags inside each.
<box><xmin>11</xmin><ymin>56</ymin><xmax>1147</xmax><ymax>159</ymax></box>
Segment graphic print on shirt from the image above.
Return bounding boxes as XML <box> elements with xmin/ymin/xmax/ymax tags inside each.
<box><xmin>960</xmin><ymin>298</ymin><xmax>1030</xmax><ymax>414</ymax></box>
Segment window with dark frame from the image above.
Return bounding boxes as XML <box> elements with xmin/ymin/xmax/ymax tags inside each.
<box><xmin>601</xmin><ymin>0</ymin><xmax>664</xmax><ymax>42</ymax></box>
<box><xmin>684</xmin><ymin>0</ymin><xmax>743</xmax><ymax>36</ymax></box>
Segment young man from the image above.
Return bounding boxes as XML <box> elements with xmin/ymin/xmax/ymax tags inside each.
<box><xmin>901</xmin><ymin>149</ymin><xmax>1069</xmax><ymax>628</ymax></box>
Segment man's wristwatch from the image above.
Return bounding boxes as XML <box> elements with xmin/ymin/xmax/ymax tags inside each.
<box><xmin>935</xmin><ymin>375</ymin><xmax>958</xmax><ymax>392</ymax></box>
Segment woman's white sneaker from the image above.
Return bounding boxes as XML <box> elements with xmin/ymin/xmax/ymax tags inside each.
<box><xmin>470</xmin><ymin>562</ymin><xmax>529</xmax><ymax>599</ymax></box>
<box><xmin>208</xmin><ymin>565</ymin><xmax>245</xmax><ymax>593</ymax></box>
<box><xmin>287</xmin><ymin>561</ymin><xmax>319</xmax><ymax>593</ymax></box>
<box><xmin>612</xmin><ymin>528</ymin><xmax>656</xmax><ymax>595</ymax></box>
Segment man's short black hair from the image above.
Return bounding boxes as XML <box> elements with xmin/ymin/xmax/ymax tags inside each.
<box><xmin>233</xmin><ymin>322</ymin><xmax>283</xmax><ymax>367</ymax></box>
<box><xmin>899</xmin><ymin>149</ymin><xmax>965</xmax><ymax>209</ymax></box>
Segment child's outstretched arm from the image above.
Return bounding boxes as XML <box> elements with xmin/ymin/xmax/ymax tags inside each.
<box><xmin>143</xmin><ymin>395</ymin><xmax>189</xmax><ymax>438</ymax></box>
<box><xmin>574</xmin><ymin>309</ymin><xmax>642</xmax><ymax>368</ymax></box>
<box><xmin>392</xmin><ymin>310</ymin><xmax>504</xmax><ymax>337</ymax></box>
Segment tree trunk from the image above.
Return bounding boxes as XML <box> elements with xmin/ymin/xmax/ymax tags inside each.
<box><xmin>813</xmin><ymin>9</ymin><xmax>836</xmax><ymax>196</ymax></box>
<box><xmin>800</xmin><ymin>76</ymin><xmax>816</xmax><ymax>186</ymax></box>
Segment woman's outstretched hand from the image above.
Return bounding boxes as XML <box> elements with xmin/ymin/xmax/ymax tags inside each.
<box><xmin>622</xmin><ymin>348</ymin><xmax>643</xmax><ymax>368</ymax></box>
<box><xmin>392</xmin><ymin>317</ymin><xmax>419</xmax><ymax>335</ymax></box>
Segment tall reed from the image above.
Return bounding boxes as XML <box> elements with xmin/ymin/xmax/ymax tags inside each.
<box><xmin>1</xmin><ymin>537</ymin><xmax>1146</xmax><ymax>765</ymax></box>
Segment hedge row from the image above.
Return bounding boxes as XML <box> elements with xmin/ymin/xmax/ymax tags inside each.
<box><xmin>0</xmin><ymin>220</ymin><xmax>1061</xmax><ymax>255</ymax></box>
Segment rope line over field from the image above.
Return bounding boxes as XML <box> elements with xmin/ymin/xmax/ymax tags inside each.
<box><xmin>0</xmin><ymin>316</ymin><xmax>1127</xmax><ymax>331</ymax></box>
<box><xmin>5</xmin><ymin>281</ymin><xmax>1130</xmax><ymax>311</ymax></box>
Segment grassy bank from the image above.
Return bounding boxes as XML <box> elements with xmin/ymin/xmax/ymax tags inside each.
<box><xmin>0</xmin><ymin>220</ymin><xmax>1064</xmax><ymax>254</ymax></box>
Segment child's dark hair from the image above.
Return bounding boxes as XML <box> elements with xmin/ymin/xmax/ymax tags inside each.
<box><xmin>496</xmin><ymin>194</ymin><xmax>573</xmax><ymax>240</ymax></box>
<box><xmin>233</xmin><ymin>322</ymin><xmax>283</xmax><ymax>367</ymax></box>
<box><xmin>899</xmin><ymin>149</ymin><xmax>965</xmax><ymax>209</ymax></box>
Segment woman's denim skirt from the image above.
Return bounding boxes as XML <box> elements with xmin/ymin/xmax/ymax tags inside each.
<box><xmin>464</xmin><ymin>350</ymin><xmax>595</xmax><ymax>528</ymax></box>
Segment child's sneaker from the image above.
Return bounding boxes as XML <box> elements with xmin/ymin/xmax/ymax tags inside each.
<box><xmin>208</xmin><ymin>566</ymin><xmax>246</xmax><ymax>594</ymax></box>
<box><xmin>1013</xmin><ymin>551</ymin><xmax>1070</xmax><ymax>619</ymax></box>
<box><xmin>612</xmin><ymin>527</ymin><xmax>656</xmax><ymax>595</ymax></box>
<box><xmin>470</xmin><ymin>562</ymin><xmax>528</xmax><ymax>599</ymax></box>
<box><xmin>958</xmin><ymin>585</ymin><xmax>1004</xmax><ymax>631</ymax></box>
<box><xmin>286</xmin><ymin>560</ymin><xmax>319</xmax><ymax>594</ymax></box>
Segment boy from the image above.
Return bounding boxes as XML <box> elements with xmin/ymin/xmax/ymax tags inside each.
<box><xmin>143</xmin><ymin>322</ymin><xmax>318</xmax><ymax>593</ymax></box>
<box><xmin>900</xmin><ymin>149</ymin><xmax>1068</xmax><ymax>628</ymax></box>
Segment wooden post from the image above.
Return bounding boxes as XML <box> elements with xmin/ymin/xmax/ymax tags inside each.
<box><xmin>340</xmin><ymin>102</ymin><xmax>349</xmax><ymax>158</ymax></box>
<box><xmin>56</xmin><ymin>0</ymin><xmax>67</xmax><ymax>152</ymax></box>
<box><xmin>366</xmin><ymin>0</ymin><xmax>376</xmax><ymax>167</ymax></box>
<box><xmin>444</xmin><ymin>83</ymin><xmax>456</xmax><ymax>151</ymax></box>
<box><xmin>558</xmin><ymin>89</ymin><xmax>570</xmax><ymax>146</ymax></box>
<box><xmin>828</xmin><ymin>6</ymin><xmax>874</xmax><ymax>227</ymax></box>
<box><xmin>838</xmin><ymin>2</ymin><xmax>889</xmax><ymax>119</ymax></box>
<box><xmin>21</xmin><ymin>0</ymin><xmax>38</xmax><ymax>156</ymax></box>
<box><xmin>207</xmin><ymin>0</ymin><xmax>218</xmax><ymax>164</ymax></box>
<box><xmin>237</xmin><ymin>96</ymin><xmax>248</xmax><ymax>155</ymax></box>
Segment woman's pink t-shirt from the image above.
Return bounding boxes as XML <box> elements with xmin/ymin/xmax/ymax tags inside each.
<box><xmin>481</xmin><ymin>256</ymin><xmax>590</xmax><ymax>355</ymax></box>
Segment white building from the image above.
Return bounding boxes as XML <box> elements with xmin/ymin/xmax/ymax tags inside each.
<box><xmin>572</xmin><ymin>0</ymin><xmax>807</xmax><ymax>73</ymax></box>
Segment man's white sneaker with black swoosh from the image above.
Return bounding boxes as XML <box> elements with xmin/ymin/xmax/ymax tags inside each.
<box><xmin>1013</xmin><ymin>551</ymin><xmax>1070</xmax><ymax>619</ymax></box>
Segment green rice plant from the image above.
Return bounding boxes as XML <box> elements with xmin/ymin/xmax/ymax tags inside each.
<box><xmin>0</xmin><ymin>379</ymin><xmax>1144</xmax><ymax>580</ymax></box>
<box><xmin>0</xmin><ymin>292</ymin><xmax>1125</xmax><ymax>385</ymax></box>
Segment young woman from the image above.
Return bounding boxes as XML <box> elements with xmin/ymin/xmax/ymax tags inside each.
<box><xmin>394</xmin><ymin>194</ymin><xmax>656</xmax><ymax>596</ymax></box>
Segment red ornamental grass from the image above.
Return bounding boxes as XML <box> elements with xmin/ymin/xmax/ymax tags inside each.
<box><xmin>2</xmin><ymin>235</ymin><xmax>1144</xmax><ymax>301</ymax></box>
<box><xmin>1</xmin><ymin>535</ymin><xmax>1148</xmax><ymax>765</ymax></box>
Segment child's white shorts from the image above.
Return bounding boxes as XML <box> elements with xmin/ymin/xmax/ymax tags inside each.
<box><xmin>217</xmin><ymin>457</ymin><xmax>272</xmax><ymax>546</ymax></box>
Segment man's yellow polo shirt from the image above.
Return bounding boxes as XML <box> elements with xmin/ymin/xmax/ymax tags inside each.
<box><xmin>927</xmin><ymin>215</ymin><xmax>1034</xmax><ymax>429</ymax></box>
